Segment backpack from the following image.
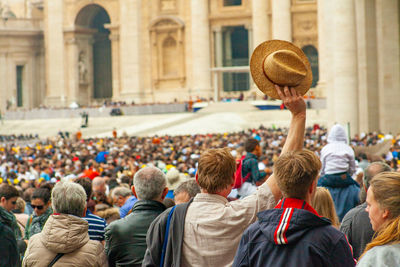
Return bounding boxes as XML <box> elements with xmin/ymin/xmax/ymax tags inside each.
<box><xmin>233</xmin><ymin>155</ymin><xmax>251</xmax><ymax>189</ymax></box>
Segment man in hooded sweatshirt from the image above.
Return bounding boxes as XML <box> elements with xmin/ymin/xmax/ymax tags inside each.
<box><xmin>233</xmin><ymin>149</ymin><xmax>355</xmax><ymax>267</ymax></box>
<box><xmin>318</xmin><ymin>124</ymin><xmax>359</xmax><ymax>221</ymax></box>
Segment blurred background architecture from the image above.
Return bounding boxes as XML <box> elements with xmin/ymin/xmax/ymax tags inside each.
<box><xmin>0</xmin><ymin>0</ymin><xmax>398</xmax><ymax>135</ymax></box>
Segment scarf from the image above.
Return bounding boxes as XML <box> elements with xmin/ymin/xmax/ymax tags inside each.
<box><xmin>0</xmin><ymin>205</ymin><xmax>22</xmax><ymax>239</ymax></box>
<box><xmin>25</xmin><ymin>207</ymin><xmax>53</xmax><ymax>240</ymax></box>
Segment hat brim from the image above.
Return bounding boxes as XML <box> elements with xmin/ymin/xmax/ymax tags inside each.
<box><xmin>250</xmin><ymin>40</ymin><xmax>312</xmax><ymax>99</ymax></box>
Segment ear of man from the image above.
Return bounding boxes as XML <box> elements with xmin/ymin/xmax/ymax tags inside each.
<box><xmin>131</xmin><ymin>186</ymin><xmax>137</xmax><ymax>198</ymax></box>
<box><xmin>161</xmin><ymin>187</ymin><xmax>169</xmax><ymax>200</ymax></box>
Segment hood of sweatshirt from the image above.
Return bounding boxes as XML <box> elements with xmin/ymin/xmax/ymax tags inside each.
<box><xmin>327</xmin><ymin>124</ymin><xmax>348</xmax><ymax>144</ymax></box>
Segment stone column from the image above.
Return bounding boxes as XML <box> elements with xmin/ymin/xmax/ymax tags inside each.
<box><xmin>213</xmin><ymin>27</ymin><xmax>223</xmax><ymax>101</ymax></box>
<box><xmin>317</xmin><ymin>0</ymin><xmax>335</xmax><ymax>123</ymax></box>
<box><xmin>119</xmin><ymin>0</ymin><xmax>142</xmax><ymax>101</ymax></box>
<box><xmin>191</xmin><ymin>0</ymin><xmax>212</xmax><ymax>98</ymax></box>
<box><xmin>355</xmin><ymin>0</ymin><xmax>379</xmax><ymax>132</ymax></box>
<box><xmin>0</xmin><ymin>52</ymin><xmax>7</xmax><ymax>111</ymax></box>
<box><xmin>251</xmin><ymin>0</ymin><xmax>269</xmax><ymax>48</ymax></box>
<box><xmin>214</xmin><ymin>27</ymin><xmax>223</xmax><ymax>68</ymax></box>
<box><xmin>224</xmin><ymin>30</ymin><xmax>233</xmax><ymax>91</ymax></box>
<box><xmin>271</xmin><ymin>0</ymin><xmax>291</xmax><ymax>41</ymax></box>
<box><xmin>332</xmin><ymin>0</ymin><xmax>359</xmax><ymax>135</ymax></box>
<box><xmin>44</xmin><ymin>0</ymin><xmax>65</xmax><ymax>106</ymax></box>
<box><xmin>105</xmin><ymin>24</ymin><xmax>121</xmax><ymax>100</ymax></box>
<box><xmin>65</xmin><ymin>36</ymin><xmax>79</xmax><ymax>105</ymax></box>
<box><xmin>376</xmin><ymin>0</ymin><xmax>400</xmax><ymax>133</ymax></box>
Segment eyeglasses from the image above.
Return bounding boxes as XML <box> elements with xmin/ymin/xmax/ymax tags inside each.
<box><xmin>31</xmin><ymin>205</ymin><xmax>44</xmax><ymax>210</ymax></box>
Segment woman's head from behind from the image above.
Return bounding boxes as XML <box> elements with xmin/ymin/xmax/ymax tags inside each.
<box><xmin>366</xmin><ymin>172</ymin><xmax>400</xmax><ymax>231</ymax></box>
<box><xmin>311</xmin><ymin>187</ymin><xmax>339</xmax><ymax>228</ymax></box>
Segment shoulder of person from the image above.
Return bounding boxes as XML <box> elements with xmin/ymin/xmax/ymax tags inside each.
<box><xmin>358</xmin><ymin>244</ymin><xmax>400</xmax><ymax>267</ymax></box>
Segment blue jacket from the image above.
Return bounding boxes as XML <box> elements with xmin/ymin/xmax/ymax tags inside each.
<box><xmin>233</xmin><ymin>198</ymin><xmax>355</xmax><ymax>267</ymax></box>
<box><xmin>242</xmin><ymin>153</ymin><xmax>266</xmax><ymax>184</ymax></box>
<box><xmin>318</xmin><ymin>172</ymin><xmax>360</xmax><ymax>221</ymax></box>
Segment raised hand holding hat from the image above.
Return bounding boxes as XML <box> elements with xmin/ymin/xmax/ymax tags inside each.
<box><xmin>250</xmin><ymin>40</ymin><xmax>312</xmax><ymax>99</ymax></box>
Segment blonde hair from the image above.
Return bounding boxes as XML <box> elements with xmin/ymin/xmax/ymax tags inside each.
<box><xmin>360</xmin><ymin>172</ymin><xmax>400</xmax><ymax>259</ymax></box>
<box><xmin>197</xmin><ymin>148</ymin><xmax>235</xmax><ymax>194</ymax></box>
<box><xmin>274</xmin><ymin>149</ymin><xmax>321</xmax><ymax>199</ymax></box>
<box><xmin>311</xmin><ymin>187</ymin><xmax>339</xmax><ymax>228</ymax></box>
<box><xmin>15</xmin><ymin>197</ymin><xmax>26</xmax><ymax>212</ymax></box>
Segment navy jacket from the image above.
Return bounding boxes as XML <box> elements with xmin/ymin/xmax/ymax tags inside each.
<box><xmin>233</xmin><ymin>198</ymin><xmax>355</xmax><ymax>267</ymax></box>
<box><xmin>242</xmin><ymin>153</ymin><xmax>266</xmax><ymax>184</ymax></box>
<box><xmin>318</xmin><ymin>172</ymin><xmax>360</xmax><ymax>221</ymax></box>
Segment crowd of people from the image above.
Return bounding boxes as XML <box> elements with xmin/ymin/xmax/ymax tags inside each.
<box><xmin>0</xmin><ymin>86</ymin><xmax>398</xmax><ymax>266</ymax></box>
<box><xmin>2</xmin><ymin>39</ymin><xmax>400</xmax><ymax>266</ymax></box>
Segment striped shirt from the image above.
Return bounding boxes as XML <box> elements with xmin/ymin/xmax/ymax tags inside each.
<box><xmin>83</xmin><ymin>210</ymin><xmax>107</xmax><ymax>242</ymax></box>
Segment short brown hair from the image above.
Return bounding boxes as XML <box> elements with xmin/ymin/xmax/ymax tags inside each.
<box><xmin>197</xmin><ymin>148</ymin><xmax>235</xmax><ymax>193</ymax></box>
<box><xmin>0</xmin><ymin>184</ymin><xmax>20</xmax><ymax>200</ymax></box>
<box><xmin>245</xmin><ymin>138</ymin><xmax>260</xmax><ymax>153</ymax></box>
<box><xmin>274</xmin><ymin>149</ymin><xmax>321</xmax><ymax>199</ymax></box>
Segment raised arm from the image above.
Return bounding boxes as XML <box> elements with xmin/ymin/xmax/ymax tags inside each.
<box><xmin>266</xmin><ymin>85</ymin><xmax>306</xmax><ymax>202</ymax></box>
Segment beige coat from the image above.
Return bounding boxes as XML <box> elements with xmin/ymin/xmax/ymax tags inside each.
<box><xmin>23</xmin><ymin>214</ymin><xmax>108</xmax><ymax>267</ymax></box>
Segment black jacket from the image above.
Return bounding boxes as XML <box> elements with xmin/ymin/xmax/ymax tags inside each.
<box><xmin>105</xmin><ymin>200</ymin><xmax>166</xmax><ymax>267</ymax></box>
<box><xmin>0</xmin><ymin>221</ymin><xmax>19</xmax><ymax>267</ymax></box>
<box><xmin>233</xmin><ymin>198</ymin><xmax>355</xmax><ymax>267</ymax></box>
<box><xmin>142</xmin><ymin>199</ymin><xmax>192</xmax><ymax>267</ymax></box>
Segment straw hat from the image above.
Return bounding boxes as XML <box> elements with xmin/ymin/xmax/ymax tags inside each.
<box><xmin>166</xmin><ymin>168</ymin><xmax>186</xmax><ymax>190</ymax></box>
<box><xmin>250</xmin><ymin>40</ymin><xmax>312</xmax><ymax>99</ymax></box>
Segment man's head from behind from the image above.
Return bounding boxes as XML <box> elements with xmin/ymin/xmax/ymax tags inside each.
<box><xmin>0</xmin><ymin>184</ymin><xmax>19</xmax><ymax>212</ymax></box>
<box><xmin>92</xmin><ymin>177</ymin><xmax>106</xmax><ymax>194</ymax></box>
<box><xmin>111</xmin><ymin>187</ymin><xmax>132</xmax><ymax>207</ymax></box>
<box><xmin>197</xmin><ymin>148</ymin><xmax>236</xmax><ymax>194</ymax></box>
<box><xmin>132</xmin><ymin>167</ymin><xmax>167</xmax><ymax>202</ymax></box>
<box><xmin>360</xmin><ymin>161</ymin><xmax>392</xmax><ymax>202</ymax></box>
<box><xmin>274</xmin><ymin>149</ymin><xmax>321</xmax><ymax>201</ymax></box>
<box><xmin>51</xmin><ymin>182</ymin><xmax>87</xmax><ymax>217</ymax></box>
<box><xmin>245</xmin><ymin>138</ymin><xmax>261</xmax><ymax>156</ymax></box>
<box><xmin>174</xmin><ymin>179</ymin><xmax>201</xmax><ymax>204</ymax></box>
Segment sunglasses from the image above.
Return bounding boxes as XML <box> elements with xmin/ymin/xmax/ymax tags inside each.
<box><xmin>31</xmin><ymin>205</ymin><xmax>44</xmax><ymax>210</ymax></box>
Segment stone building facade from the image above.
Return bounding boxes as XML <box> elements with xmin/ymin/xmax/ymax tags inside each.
<box><xmin>0</xmin><ymin>0</ymin><xmax>399</xmax><ymax>135</ymax></box>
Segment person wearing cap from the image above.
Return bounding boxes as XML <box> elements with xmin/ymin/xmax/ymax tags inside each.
<box><xmin>144</xmin><ymin>39</ymin><xmax>311</xmax><ymax>266</ymax></box>
<box><xmin>165</xmin><ymin>168</ymin><xmax>186</xmax><ymax>200</ymax></box>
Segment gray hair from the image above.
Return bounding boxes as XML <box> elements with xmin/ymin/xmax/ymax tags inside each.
<box><xmin>360</xmin><ymin>161</ymin><xmax>393</xmax><ymax>203</ymax></box>
<box><xmin>174</xmin><ymin>179</ymin><xmax>200</xmax><ymax>198</ymax></box>
<box><xmin>111</xmin><ymin>187</ymin><xmax>132</xmax><ymax>199</ymax></box>
<box><xmin>52</xmin><ymin>182</ymin><xmax>87</xmax><ymax>217</ymax></box>
<box><xmin>364</xmin><ymin>161</ymin><xmax>393</xmax><ymax>189</ymax></box>
<box><xmin>133</xmin><ymin>167</ymin><xmax>166</xmax><ymax>200</ymax></box>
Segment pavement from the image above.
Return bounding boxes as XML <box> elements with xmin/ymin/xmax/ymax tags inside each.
<box><xmin>0</xmin><ymin>102</ymin><xmax>329</xmax><ymax>139</ymax></box>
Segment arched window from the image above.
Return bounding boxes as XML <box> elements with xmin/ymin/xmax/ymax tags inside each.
<box><xmin>302</xmin><ymin>45</ymin><xmax>319</xmax><ymax>88</ymax></box>
<box><xmin>162</xmin><ymin>36</ymin><xmax>178</xmax><ymax>76</ymax></box>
